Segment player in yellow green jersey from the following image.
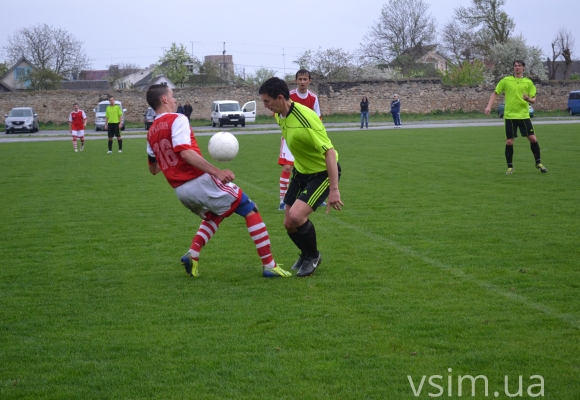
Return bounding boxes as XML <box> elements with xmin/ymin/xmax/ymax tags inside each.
<box><xmin>485</xmin><ymin>60</ymin><xmax>547</xmax><ymax>174</ymax></box>
<box><xmin>259</xmin><ymin>77</ymin><xmax>344</xmax><ymax>277</ymax></box>
<box><xmin>105</xmin><ymin>96</ymin><xmax>123</xmax><ymax>153</ymax></box>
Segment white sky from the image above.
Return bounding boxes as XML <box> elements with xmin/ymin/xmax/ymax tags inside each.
<box><xmin>0</xmin><ymin>0</ymin><xmax>577</xmax><ymax>77</ymax></box>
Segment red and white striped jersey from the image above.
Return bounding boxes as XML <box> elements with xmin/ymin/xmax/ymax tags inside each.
<box><xmin>146</xmin><ymin>113</ymin><xmax>204</xmax><ymax>188</ymax></box>
<box><xmin>69</xmin><ymin>110</ymin><xmax>87</xmax><ymax>130</ymax></box>
<box><xmin>290</xmin><ymin>89</ymin><xmax>321</xmax><ymax>118</ymax></box>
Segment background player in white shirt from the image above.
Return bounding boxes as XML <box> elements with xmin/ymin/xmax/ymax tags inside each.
<box><xmin>278</xmin><ymin>69</ymin><xmax>322</xmax><ymax>210</ymax></box>
<box><xmin>68</xmin><ymin>103</ymin><xmax>87</xmax><ymax>152</ymax></box>
<box><xmin>145</xmin><ymin>84</ymin><xmax>291</xmax><ymax>278</ymax></box>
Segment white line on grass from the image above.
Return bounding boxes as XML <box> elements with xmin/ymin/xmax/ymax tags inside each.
<box><xmin>239</xmin><ymin>178</ymin><xmax>580</xmax><ymax>330</ymax></box>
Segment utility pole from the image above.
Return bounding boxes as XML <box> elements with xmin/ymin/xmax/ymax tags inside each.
<box><xmin>222</xmin><ymin>42</ymin><xmax>227</xmax><ymax>79</ymax></box>
<box><xmin>283</xmin><ymin>47</ymin><xmax>286</xmax><ymax>78</ymax></box>
<box><xmin>189</xmin><ymin>41</ymin><xmax>200</xmax><ymax>59</ymax></box>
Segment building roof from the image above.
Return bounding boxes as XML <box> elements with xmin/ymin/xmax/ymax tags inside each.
<box><xmin>80</xmin><ymin>70</ymin><xmax>110</xmax><ymax>80</ymax></box>
<box><xmin>0</xmin><ymin>80</ymin><xmax>14</xmax><ymax>92</ymax></box>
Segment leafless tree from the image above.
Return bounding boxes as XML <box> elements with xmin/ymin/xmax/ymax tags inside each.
<box><xmin>440</xmin><ymin>20</ymin><xmax>481</xmax><ymax>63</ymax></box>
<box><xmin>551</xmin><ymin>27</ymin><xmax>576</xmax><ymax>80</ymax></box>
<box><xmin>3</xmin><ymin>24</ymin><xmax>91</xmax><ymax>77</ymax></box>
<box><xmin>108</xmin><ymin>62</ymin><xmax>142</xmax><ymax>89</ymax></box>
<box><xmin>454</xmin><ymin>0</ymin><xmax>514</xmax><ymax>52</ymax></box>
<box><xmin>359</xmin><ymin>0</ymin><xmax>437</xmax><ymax>64</ymax></box>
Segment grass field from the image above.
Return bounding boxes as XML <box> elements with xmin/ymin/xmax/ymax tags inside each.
<box><xmin>1</xmin><ymin>124</ymin><xmax>579</xmax><ymax>399</ymax></box>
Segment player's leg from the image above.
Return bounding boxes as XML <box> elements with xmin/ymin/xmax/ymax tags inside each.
<box><xmin>279</xmin><ymin>164</ymin><xmax>292</xmax><ymax>210</ymax></box>
<box><xmin>504</xmin><ymin>120</ymin><xmax>516</xmax><ymax>174</ymax></box>
<box><xmin>107</xmin><ymin>126</ymin><xmax>114</xmax><ymax>153</ymax></box>
<box><xmin>72</xmin><ymin>134</ymin><xmax>78</xmax><ymax>152</ymax></box>
<box><xmin>522</xmin><ymin>120</ymin><xmax>547</xmax><ymax>172</ymax></box>
<box><xmin>278</xmin><ymin>138</ymin><xmax>294</xmax><ymax>210</ymax></box>
<box><xmin>79</xmin><ymin>132</ymin><xmax>85</xmax><ymax>151</ymax></box>
<box><xmin>181</xmin><ymin>212</ymin><xmax>223</xmax><ymax>277</ymax></box>
<box><xmin>284</xmin><ymin>171</ymin><xmax>335</xmax><ymax>277</ymax></box>
<box><xmin>234</xmin><ymin>192</ymin><xmax>290</xmax><ymax>277</ymax></box>
<box><xmin>116</xmin><ymin>125</ymin><xmax>123</xmax><ymax>152</ymax></box>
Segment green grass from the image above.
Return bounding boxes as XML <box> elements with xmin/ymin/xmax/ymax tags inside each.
<box><xmin>1</xmin><ymin>125</ymin><xmax>579</xmax><ymax>399</ymax></box>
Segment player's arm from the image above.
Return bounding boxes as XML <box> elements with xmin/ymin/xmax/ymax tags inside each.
<box><xmin>82</xmin><ymin>111</ymin><xmax>87</xmax><ymax>128</ymax></box>
<box><xmin>485</xmin><ymin>92</ymin><xmax>498</xmax><ymax>115</ymax></box>
<box><xmin>68</xmin><ymin>115</ymin><xmax>72</xmax><ymax>132</ymax></box>
<box><xmin>523</xmin><ymin>94</ymin><xmax>536</xmax><ymax>104</ymax></box>
<box><xmin>180</xmin><ymin>149</ymin><xmax>235</xmax><ymax>184</ymax></box>
<box><xmin>323</xmin><ymin>148</ymin><xmax>343</xmax><ymax>213</ymax></box>
<box><xmin>148</xmin><ymin>157</ymin><xmax>161</xmax><ymax>175</ymax></box>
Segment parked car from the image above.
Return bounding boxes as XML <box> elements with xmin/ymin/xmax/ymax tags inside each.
<box><xmin>210</xmin><ymin>100</ymin><xmax>256</xmax><ymax>127</ymax></box>
<box><xmin>567</xmin><ymin>90</ymin><xmax>580</xmax><ymax>115</ymax></box>
<box><xmin>4</xmin><ymin>107</ymin><xmax>40</xmax><ymax>133</ymax></box>
<box><xmin>144</xmin><ymin>107</ymin><xmax>156</xmax><ymax>129</ymax></box>
<box><xmin>93</xmin><ymin>100</ymin><xmax>126</xmax><ymax>131</ymax></box>
<box><xmin>497</xmin><ymin>102</ymin><xmax>534</xmax><ymax>118</ymax></box>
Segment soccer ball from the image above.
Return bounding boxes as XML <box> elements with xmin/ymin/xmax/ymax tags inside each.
<box><xmin>208</xmin><ymin>131</ymin><xmax>239</xmax><ymax>162</ymax></box>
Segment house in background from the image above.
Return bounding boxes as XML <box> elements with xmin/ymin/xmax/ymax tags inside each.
<box><xmin>132</xmin><ymin>73</ymin><xmax>176</xmax><ymax>91</ymax></box>
<box><xmin>389</xmin><ymin>44</ymin><xmax>449</xmax><ymax>76</ymax></box>
<box><xmin>118</xmin><ymin>67</ymin><xmax>154</xmax><ymax>89</ymax></box>
<box><xmin>0</xmin><ymin>57</ymin><xmax>39</xmax><ymax>90</ymax></box>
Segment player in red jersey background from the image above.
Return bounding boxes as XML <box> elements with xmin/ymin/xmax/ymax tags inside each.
<box><xmin>68</xmin><ymin>102</ymin><xmax>87</xmax><ymax>152</ymax></box>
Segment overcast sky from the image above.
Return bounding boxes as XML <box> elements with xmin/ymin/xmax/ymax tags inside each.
<box><xmin>1</xmin><ymin>0</ymin><xmax>577</xmax><ymax>77</ymax></box>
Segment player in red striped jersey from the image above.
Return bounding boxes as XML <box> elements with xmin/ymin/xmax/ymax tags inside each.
<box><xmin>278</xmin><ymin>69</ymin><xmax>322</xmax><ymax>210</ymax></box>
<box><xmin>68</xmin><ymin>103</ymin><xmax>87</xmax><ymax>152</ymax></box>
<box><xmin>145</xmin><ymin>84</ymin><xmax>291</xmax><ymax>278</ymax></box>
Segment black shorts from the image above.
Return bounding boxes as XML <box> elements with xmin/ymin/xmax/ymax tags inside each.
<box><xmin>107</xmin><ymin>123</ymin><xmax>121</xmax><ymax>138</ymax></box>
<box><xmin>284</xmin><ymin>163</ymin><xmax>341</xmax><ymax>211</ymax></box>
<box><xmin>505</xmin><ymin>119</ymin><xmax>534</xmax><ymax>139</ymax></box>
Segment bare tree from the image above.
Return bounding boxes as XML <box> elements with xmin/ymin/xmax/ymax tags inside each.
<box><xmin>552</xmin><ymin>27</ymin><xmax>576</xmax><ymax>80</ymax></box>
<box><xmin>454</xmin><ymin>0</ymin><xmax>514</xmax><ymax>53</ymax></box>
<box><xmin>360</xmin><ymin>0</ymin><xmax>437</xmax><ymax>64</ymax></box>
<box><xmin>440</xmin><ymin>20</ymin><xmax>481</xmax><ymax>63</ymax></box>
<box><xmin>3</xmin><ymin>24</ymin><xmax>91</xmax><ymax>76</ymax></box>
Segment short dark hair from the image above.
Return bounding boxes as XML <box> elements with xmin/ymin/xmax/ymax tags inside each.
<box><xmin>258</xmin><ymin>77</ymin><xmax>290</xmax><ymax>101</ymax></box>
<box><xmin>513</xmin><ymin>59</ymin><xmax>526</xmax><ymax>67</ymax></box>
<box><xmin>295</xmin><ymin>69</ymin><xmax>311</xmax><ymax>80</ymax></box>
<box><xmin>147</xmin><ymin>84</ymin><xmax>170</xmax><ymax>110</ymax></box>
<box><xmin>73</xmin><ymin>102</ymin><xmax>78</xmax><ymax>106</ymax></box>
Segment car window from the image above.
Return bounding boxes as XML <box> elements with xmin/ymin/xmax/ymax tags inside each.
<box><xmin>220</xmin><ymin>103</ymin><xmax>240</xmax><ymax>112</ymax></box>
<box><xmin>9</xmin><ymin>109</ymin><xmax>32</xmax><ymax>117</ymax></box>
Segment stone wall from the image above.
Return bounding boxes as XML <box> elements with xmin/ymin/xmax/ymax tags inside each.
<box><xmin>1</xmin><ymin>79</ymin><xmax>578</xmax><ymax>125</ymax></box>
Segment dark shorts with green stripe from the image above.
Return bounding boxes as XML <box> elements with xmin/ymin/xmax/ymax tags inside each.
<box><xmin>285</xmin><ymin>163</ymin><xmax>341</xmax><ymax>211</ymax></box>
<box><xmin>505</xmin><ymin>118</ymin><xmax>534</xmax><ymax>139</ymax></box>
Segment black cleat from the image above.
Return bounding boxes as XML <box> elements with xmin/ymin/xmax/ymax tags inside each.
<box><xmin>297</xmin><ymin>252</ymin><xmax>322</xmax><ymax>277</ymax></box>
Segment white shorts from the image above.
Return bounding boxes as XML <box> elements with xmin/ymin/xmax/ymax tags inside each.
<box><xmin>174</xmin><ymin>173</ymin><xmax>241</xmax><ymax>219</ymax></box>
<box><xmin>278</xmin><ymin>137</ymin><xmax>294</xmax><ymax>166</ymax></box>
<box><xmin>71</xmin><ymin>130</ymin><xmax>85</xmax><ymax>137</ymax></box>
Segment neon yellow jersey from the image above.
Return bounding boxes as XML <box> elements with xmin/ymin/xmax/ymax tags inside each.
<box><xmin>105</xmin><ymin>104</ymin><xmax>122</xmax><ymax>123</ymax></box>
<box><xmin>494</xmin><ymin>76</ymin><xmax>536</xmax><ymax>119</ymax></box>
<box><xmin>275</xmin><ymin>102</ymin><xmax>338</xmax><ymax>174</ymax></box>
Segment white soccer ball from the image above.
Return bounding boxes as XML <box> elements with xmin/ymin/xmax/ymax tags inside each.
<box><xmin>208</xmin><ymin>131</ymin><xmax>239</xmax><ymax>162</ymax></box>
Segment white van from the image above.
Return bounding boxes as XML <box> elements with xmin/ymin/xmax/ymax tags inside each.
<box><xmin>94</xmin><ymin>100</ymin><xmax>126</xmax><ymax>131</ymax></box>
<box><xmin>210</xmin><ymin>100</ymin><xmax>256</xmax><ymax>127</ymax></box>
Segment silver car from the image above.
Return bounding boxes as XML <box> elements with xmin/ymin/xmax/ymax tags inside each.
<box><xmin>5</xmin><ymin>107</ymin><xmax>40</xmax><ymax>133</ymax></box>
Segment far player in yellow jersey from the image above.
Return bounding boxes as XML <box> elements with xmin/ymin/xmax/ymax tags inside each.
<box><xmin>485</xmin><ymin>60</ymin><xmax>547</xmax><ymax>174</ymax></box>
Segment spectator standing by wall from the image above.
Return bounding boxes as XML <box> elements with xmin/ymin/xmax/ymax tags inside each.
<box><xmin>390</xmin><ymin>94</ymin><xmax>401</xmax><ymax>128</ymax></box>
<box><xmin>360</xmin><ymin>96</ymin><xmax>369</xmax><ymax>129</ymax></box>
<box><xmin>176</xmin><ymin>103</ymin><xmax>185</xmax><ymax>114</ymax></box>
<box><xmin>184</xmin><ymin>102</ymin><xmax>193</xmax><ymax>120</ymax></box>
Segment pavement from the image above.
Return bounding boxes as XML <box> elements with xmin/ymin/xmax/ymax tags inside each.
<box><xmin>1</xmin><ymin>117</ymin><xmax>579</xmax><ymax>143</ymax></box>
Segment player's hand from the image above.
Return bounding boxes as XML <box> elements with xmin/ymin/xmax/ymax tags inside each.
<box><xmin>214</xmin><ymin>169</ymin><xmax>235</xmax><ymax>184</ymax></box>
<box><xmin>326</xmin><ymin>189</ymin><xmax>343</xmax><ymax>213</ymax></box>
<box><xmin>523</xmin><ymin>94</ymin><xmax>531</xmax><ymax>102</ymax></box>
<box><xmin>484</xmin><ymin>106</ymin><xmax>491</xmax><ymax>115</ymax></box>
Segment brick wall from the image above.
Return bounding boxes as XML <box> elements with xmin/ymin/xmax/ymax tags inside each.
<box><xmin>1</xmin><ymin>79</ymin><xmax>578</xmax><ymax>126</ymax></box>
